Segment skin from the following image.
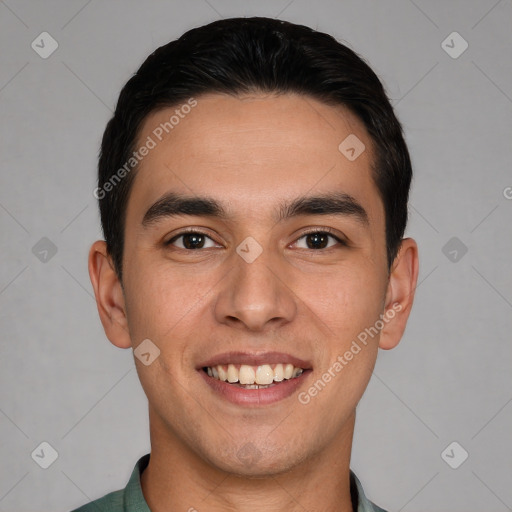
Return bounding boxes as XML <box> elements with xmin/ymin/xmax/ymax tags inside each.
<box><xmin>89</xmin><ymin>92</ymin><xmax>419</xmax><ymax>512</ymax></box>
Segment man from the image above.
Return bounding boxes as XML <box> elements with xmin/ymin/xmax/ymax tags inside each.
<box><xmin>75</xmin><ymin>16</ymin><xmax>419</xmax><ymax>512</ymax></box>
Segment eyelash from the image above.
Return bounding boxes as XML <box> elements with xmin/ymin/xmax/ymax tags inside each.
<box><xmin>164</xmin><ymin>227</ymin><xmax>347</xmax><ymax>250</ymax></box>
<box><xmin>296</xmin><ymin>227</ymin><xmax>347</xmax><ymax>249</ymax></box>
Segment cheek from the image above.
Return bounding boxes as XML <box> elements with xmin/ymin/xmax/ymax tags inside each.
<box><xmin>302</xmin><ymin>262</ymin><xmax>386</xmax><ymax>342</ymax></box>
<box><xmin>297</xmin><ymin>267</ymin><xmax>384</xmax><ymax>419</ymax></box>
<box><xmin>123</xmin><ymin>257</ymin><xmax>215</xmax><ymax>343</ymax></box>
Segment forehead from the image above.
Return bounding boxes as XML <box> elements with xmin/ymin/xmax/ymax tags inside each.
<box><xmin>127</xmin><ymin>92</ymin><xmax>383</xmax><ymax>224</ymax></box>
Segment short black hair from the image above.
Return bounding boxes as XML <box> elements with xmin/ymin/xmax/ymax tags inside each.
<box><xmin>96</xmin><ymin>16</ymin><xmax>412</xmax><ymax>281</ymax></box>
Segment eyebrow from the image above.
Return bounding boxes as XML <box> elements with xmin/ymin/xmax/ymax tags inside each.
<box><xmin>142</xmin><ymin>193</ymin><xmax>226</xmax><ymax>227</ymax></box>
<box><xmin>278</xmin><ymin>192</ymin><xmax>369</xmax><ymax>226</ymax></box>
<box><xmin>141</xmin><ymin>191</ymin><xmax>369</xmax><ymax>227</ymax></box>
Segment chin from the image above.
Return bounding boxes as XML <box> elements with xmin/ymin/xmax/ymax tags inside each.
<box><xmin>205</xmin><ymin>443</ymin><xmax>306</xmax><ymax>479</ymax></box>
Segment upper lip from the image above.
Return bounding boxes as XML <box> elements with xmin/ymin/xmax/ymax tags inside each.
<box><xmin>197</xmin><ymin>351</ymin><xmax>312</xmax><ymax>370</ymax></box>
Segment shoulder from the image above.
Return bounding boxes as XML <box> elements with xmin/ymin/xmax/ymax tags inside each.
<box><xmin>70</xmin><ymin>487</ymin><xmax>124</xmax><ymax>512</ymax></box>
<box><xmin>69</xmin><ymin>454</ymin><xmax>150</xmax><ymax>512</ymax></box>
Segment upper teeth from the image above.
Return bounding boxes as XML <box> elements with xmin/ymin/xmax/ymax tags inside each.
<box><xmin>206</xmin><ymin>363</ymin><xmax>304</xmax><ymax>385</ymax></box>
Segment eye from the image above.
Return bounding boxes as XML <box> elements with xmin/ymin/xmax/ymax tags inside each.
<box><xmin>166</xmin><ymin>231</ymin><xmax>219</xmax><ymax>250</ymax></box>
<box><xmin>293</xmin><ymin>230</ymin><xmax>345</xmax><ymax>250</ymax></box>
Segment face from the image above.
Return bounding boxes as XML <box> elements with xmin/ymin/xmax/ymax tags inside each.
<box><xmin>90</xmin><ymin>92</ymin><xmax>417</xmax><ymax>477</ymax></box>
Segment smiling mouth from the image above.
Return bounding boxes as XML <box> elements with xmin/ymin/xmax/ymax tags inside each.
<box><xmin>202</xmin><ymin>363</ymin><xmax>304</xmax><ymax>389</ymax></box>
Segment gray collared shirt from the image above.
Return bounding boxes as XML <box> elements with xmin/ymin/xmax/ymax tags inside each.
<box><xmin>71</xmin><ymin>454</ymin><xmax>388</xmax><ymax>512</ymax></box>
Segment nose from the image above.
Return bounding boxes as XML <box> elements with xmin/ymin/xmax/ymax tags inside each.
<box><xmin>214</xmin><ymin>247</ymin><xmax>297</xmax><ymax>332</ymax></box>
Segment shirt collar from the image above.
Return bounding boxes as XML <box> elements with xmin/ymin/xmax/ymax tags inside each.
<box><xmin>123</xmin><ymin>454</ymin><xmax>150</xmax><ymax>512</ymax></box>
<box><xmin>125</xmin><ymin>454</ymin><xmax>387</xmax><ymax>512</ymax></box>
<box><xmin>350</xmin><ymin>470</ymin><xmax>389</xmax><ymax>512</ymax></box>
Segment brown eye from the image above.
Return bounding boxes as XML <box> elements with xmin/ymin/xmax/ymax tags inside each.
<box><xmin>305</xmin><ymin>232</ymin><xmax>329</xmax><ymax>249</ymax></box>
<box><xmin>294</xmin><ymin>231</ymin><xmax>345</xmax><ymax>250</ymax></box>
<box><xmin>167</xmin><ymin>232</ymin><xmax>218</xmax><ymax>250</ymax></box>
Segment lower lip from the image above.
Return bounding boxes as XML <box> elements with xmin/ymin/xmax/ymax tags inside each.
<box><xmin>198</xmin><ymin>369</ymin><xmax>312</xmax><ymax>406</ymax></box>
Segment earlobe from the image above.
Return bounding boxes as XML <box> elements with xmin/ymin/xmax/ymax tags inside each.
<box><xmin>379</xmin><ymin>238</ymin><xmax>419</xmax><ymax>350</ymax></box>
<box><xmin>88</xmin><ymin>240</ymin><xmax>132</xmax><ymax>349</ymax></box>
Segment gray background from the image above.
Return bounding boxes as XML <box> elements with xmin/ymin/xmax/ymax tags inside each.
<box><xmin>0</xmin><ymin>1</ymin><xmax>511</xmax><ymax>511</ymax></box>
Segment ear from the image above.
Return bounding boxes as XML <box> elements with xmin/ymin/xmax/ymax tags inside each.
<box><xmin>379</xmin><ymin>238</ymin><xmax>419</xmax><ymax>350</ymax></box>
<box><xmin>88</xmin><ymin>240</ymin><xmax>132</xmax><ymax>349</ymax></box>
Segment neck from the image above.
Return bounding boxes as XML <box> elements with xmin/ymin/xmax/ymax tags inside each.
<box><xmin>140</xmin><ymin>407</ymin><xmax>356</xmax><ymax>512</ymax></box>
